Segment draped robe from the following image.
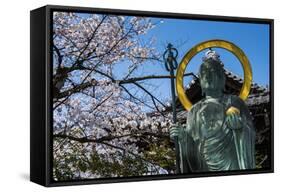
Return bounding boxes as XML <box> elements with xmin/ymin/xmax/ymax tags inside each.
<box><xmin>177</xmin><ymin>94</ymin><xmax>256</xmax><ymax>173</ymax></box>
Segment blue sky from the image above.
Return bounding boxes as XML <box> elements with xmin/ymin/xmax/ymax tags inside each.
<box><xmin>70</xmin><ymin>13</ymin><xmax>270</xmax><ymax>109</ymax></box>
<box><xmin>119</xmin><ymin>16</ymin><xmax>270</xmax><ymax>105</ymax></box>
<box><xmin>147</xmin><ymin>17</ymin><xmax>270</xmax><ymax>84</ymax></box>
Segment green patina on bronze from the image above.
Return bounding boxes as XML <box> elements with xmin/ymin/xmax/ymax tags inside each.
<box><xmin>170</xmin><ymin>54</ymin><xmax>256</xmax><ymax>173</ymax></box>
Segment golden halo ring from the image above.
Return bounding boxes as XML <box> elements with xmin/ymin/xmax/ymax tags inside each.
<box><xmin>176</xmin><ymin>39</ymin><xmax>252</xmax><ymax>111</ymax></box>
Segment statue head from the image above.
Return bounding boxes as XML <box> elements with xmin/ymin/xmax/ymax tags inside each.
<box><xmin>198</xmin><ymin>50</ymin><xmax>225</xmax><ymax>97</ymax></box>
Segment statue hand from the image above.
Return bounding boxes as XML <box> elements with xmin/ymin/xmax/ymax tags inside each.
<box><xmin>225</xmin><ymin>113</ymin><xmax>243</xmax><ymax>130</ymax></box>
<box><xmin>169</xmin><ymin>123</ymin><xmax>182</xmax><ymax>140</ymax></box>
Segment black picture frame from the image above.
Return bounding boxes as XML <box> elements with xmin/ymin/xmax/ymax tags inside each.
<box><xmin>30</xmin><ymin>4</ymin><xmax>274</xmax><ymax>187</ymax></box>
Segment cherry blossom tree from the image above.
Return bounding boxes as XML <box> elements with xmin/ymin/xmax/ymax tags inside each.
<box><xmin>52</xmin><ymin>12</ymin><xmax>176</xmax><ymax>181</ymax></box>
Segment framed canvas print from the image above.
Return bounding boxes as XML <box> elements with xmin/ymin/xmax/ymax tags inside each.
<box><xmin>30</xmin><ymin>5</ymin><xmax>274</xmax><ymax>187</ymax></box>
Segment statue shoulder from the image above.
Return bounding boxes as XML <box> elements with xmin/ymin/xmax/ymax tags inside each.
<box><xmin>189</xmin><ymin>99</ymin><xmax>205</xmax><ymax>113</ymax></box>
<box><xmin>225</xmin><ymin>94</ymin><xmax>252</xmax><ymax>119</ymax></box>
<box><xmin>185</xmin><ymin>99</ymin><xmax>205</xmax><ymax>128</ymax></box>
<box><xmin>227</xmin><ymin>94</ymin><xmax>247</xmax><ymax>108</ymax></box>
<box><xmin>184</xmin><ymin>100</ymin><xmax>202</xmax><ymax>125</ymax></box>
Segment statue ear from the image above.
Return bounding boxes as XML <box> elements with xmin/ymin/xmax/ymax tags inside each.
<box><xmin>198</xmin><ymin>73</ymin><xmax>202</xmax><ymax>84</ymax></box>
<box><xmin>221</xmin><ymin>73</ymin><xmax>226</xmax><ymax>92</ymax></box>
<box><xmin>201</xmin><ymin>86</ymin><xmax>205</xmax><ymax>97</ymax></box>
<box><xmin>222</xmin><ymin>73</ymin><xmax>226</xmax><ymax>84</ymax></box>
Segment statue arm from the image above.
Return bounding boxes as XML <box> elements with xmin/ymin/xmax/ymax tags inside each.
<box><xmin>170</xmin><ymin>105</ymin><xmax>207</xmax><ymax>173</ymax></box>
<box><xmin>178</xmin><ymin>108</ymin><xmax>207</xmax><ymax>172</ymax></box>
<box><xmin>229</xmin><ymin>96</ymin><xmax>256</xmax><ymax>169</ymax></box>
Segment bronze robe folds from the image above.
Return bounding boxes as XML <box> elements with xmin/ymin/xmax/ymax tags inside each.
<box><xmin>177</xmin><ymin>94</ymin><xmax>256</xmax><ymax>173</ymax></box>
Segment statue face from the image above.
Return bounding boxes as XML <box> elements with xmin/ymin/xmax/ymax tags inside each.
<box><xmin>199</xmin><ymin>60</ymin><xmax>225</xmax><ymax>93</ymax></box>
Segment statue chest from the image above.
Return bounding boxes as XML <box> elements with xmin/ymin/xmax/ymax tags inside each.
<box><xmin>193</xmin><ymin>97</ymin><xmax>239</xmax><ymax>170</ymax></box>
<box><xmin>196</xmin><ymin>97</ymin><xmax>226</xmax><ymax>138</ymax></box>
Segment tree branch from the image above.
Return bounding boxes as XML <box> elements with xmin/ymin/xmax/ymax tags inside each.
<box><xmin>54</xmin><ymin>71</ymin><xmax>197</xmax><ymax>100</ymax></box>
<box><xmin>53</xmin><ymin>131</ymin><xmax>169</xmax><ymax>144</ymax></box>
<box><xmin>120</xmin><ymin>73</ymin><xmax>197</xmax><ymax>84</ymax></box>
